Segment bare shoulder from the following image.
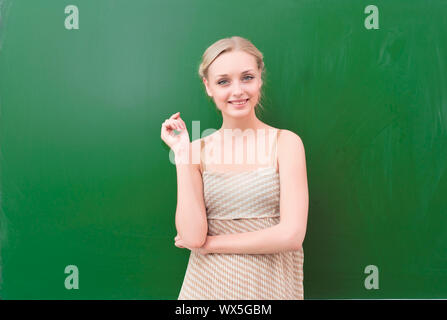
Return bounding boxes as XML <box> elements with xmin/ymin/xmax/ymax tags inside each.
<box><xmin>277</xmin><ymin>129</ymin><xmax>306</xmax><ymax>169</ymax></box>
<box><xmin>278</xmin><ymin>129</ymin><xmax>305</xmax><ymax>151</ymax></box>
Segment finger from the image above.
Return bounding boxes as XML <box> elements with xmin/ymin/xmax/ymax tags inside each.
<box><xmin>175</xmin><ymin>241</ymin><xmax>185</xmax><ymax>248</ymax></box>
<box><xmin>170</xmin><ymin>119</ymin><xmax>182</xmax><ymax>129</ymax></box>
<box><xmin>170</xmin><ymin>112</ymin><xmax>180</xmax><ymax>120</ymax></box>
<box><xmin>169</xmin><ymin>112</ymin><xmax>179</xmax><ymax>119</ymax></box>
<box><xmin>165</xmin><ymin>120</ymin><xmax>177</xmax><ymax>131</ymax></box>
<box><xmin>172</xmin><ymin>120</ymin><xmax>182</xmax><ymax>131</ymax></box>
<box><xmin>162</xmin><ymin>120</ymin><xmax>172</xmax><ymax>131</ymax></box>
<box><xmin>176</xmin><ymin>119</ymin><xmax>186</xmax><ymax>130</ymax></box>
<box><xmin>161</xmin><ymin>122</ymin><xmax>171</xmax><ymax>137</ymax></box>
<box><xmin>179</xmin><ymin>118</ymin><xmax>186</xmax><ymax>129</ymax></box>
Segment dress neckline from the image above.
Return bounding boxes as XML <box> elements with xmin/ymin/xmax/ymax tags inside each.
<box><xmin>202</xmin><ymin>166</ymin><xmax>279</xmax><ymax>176</ymax></box>
<box><xmin>200</xmin><ymin>128</ymin><xmax>281</xmax><ymax>174</ymax></box>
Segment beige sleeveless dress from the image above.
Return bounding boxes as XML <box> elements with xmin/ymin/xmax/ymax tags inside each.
<box><xmin>178</xmin><ymin>129</ymin><xmax>304</xmax><ymax>300</ymax></box>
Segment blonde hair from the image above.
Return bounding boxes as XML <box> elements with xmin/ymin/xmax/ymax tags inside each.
<box><xmin>198</xmin><ymin>36</ymin><xmax>266</xmax><ymax>114</ymax></box>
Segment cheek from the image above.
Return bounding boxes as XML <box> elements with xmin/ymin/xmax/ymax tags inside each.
<box><xmin>248</xmin><ymin>80</ymin><xmax>261</xmax><ymax>91</ymax></box>
<box><xmin>248</xmin><ymin>84</ymin><xmax>261</xmax><ymax>97</ymax></box>
<box><xmin>214</xmin><ymin>90</ymin><xmax>230</xmax><ymax>103</ymax></box>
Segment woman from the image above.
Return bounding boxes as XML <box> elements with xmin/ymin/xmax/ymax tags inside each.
<box><xmin>160</xmin><ymin>36</ymin><xmax>309</xmax><ymax>299</ymax></box>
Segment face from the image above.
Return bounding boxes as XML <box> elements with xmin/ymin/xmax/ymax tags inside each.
<box><xmin>203</xmin><ymin>50</ymin><xmax>263</xmax><ymax>118</ymax></box>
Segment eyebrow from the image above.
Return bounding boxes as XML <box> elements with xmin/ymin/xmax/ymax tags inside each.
<box><xmin>216</xmin><ymin>69</ymin><xmax>255</xmax><ymax>77</ymax></box>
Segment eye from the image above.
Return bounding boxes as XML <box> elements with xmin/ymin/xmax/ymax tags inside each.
<box><xmin>217</xmin><ymin>75</ymin><xmax>254</xmax><ymax>85</ymax></box>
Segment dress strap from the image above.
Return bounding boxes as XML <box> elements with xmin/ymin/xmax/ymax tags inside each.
<box><xmin>200</xmin><ymin>139</ymin><xmax>206</xmax><ymax>173</ymax></box>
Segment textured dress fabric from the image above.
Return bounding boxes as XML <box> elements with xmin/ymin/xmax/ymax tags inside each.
<box><xmin>178</xmin><ymin>129</ymin><xmax>304</xmax><ymax>300</ymax></box>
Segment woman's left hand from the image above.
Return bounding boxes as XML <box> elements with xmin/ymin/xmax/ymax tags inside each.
<box><xmin>174</xmin><ymin>234</ymin><xmax>209</xmax><ymax>255</ymax></box>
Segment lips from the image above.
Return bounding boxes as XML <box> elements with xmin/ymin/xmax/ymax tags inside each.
<box><xmin>229</xmin><ymin>98</ymin><xmax>249</xmax><ymax>105</ymax></box>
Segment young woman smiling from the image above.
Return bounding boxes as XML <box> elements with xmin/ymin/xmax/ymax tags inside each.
<box><xmin>161</xmin><ymin>36</ymin><xmax>309</xmax><ymax>300</ymax></box>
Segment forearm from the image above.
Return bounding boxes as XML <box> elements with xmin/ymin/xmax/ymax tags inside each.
<box><xmin>204</xmin><ymin>223</ymin><xmax>301</xmax><ymax>254</ymax></box>
<box><xmin>174</xmin><ymin>153</ymin><xmax>208</xmax><ymax>248</ymax></box>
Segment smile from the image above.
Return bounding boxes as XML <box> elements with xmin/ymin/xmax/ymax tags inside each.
<box><xmin>229</xmin><ymin>99</ymin><xmax>249</xmax><ymax>107</ymax></box>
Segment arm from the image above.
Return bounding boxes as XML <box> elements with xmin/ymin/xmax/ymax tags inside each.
<box><xmin>201</xmin><ymin>130</ymin><xmax>309</xmax><ymax>254</ymax></box>
<box><xmin>174</xmin><ymin>139</ymin><xmax>208</xmax><ymax>248</ymax></box>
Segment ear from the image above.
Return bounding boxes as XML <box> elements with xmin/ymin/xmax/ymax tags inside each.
<box><xmin>202</xmin><ymin>77</ymin><xmax>213</xmax><ymax>97</ymax></box>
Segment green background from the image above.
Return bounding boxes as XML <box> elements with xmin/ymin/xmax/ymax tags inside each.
<box><xmin>1</xmin><ymin>0</ymin><xmax>446</xmax><ymax>299</ymax></box>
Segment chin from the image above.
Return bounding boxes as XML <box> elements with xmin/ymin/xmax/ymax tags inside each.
<box><xmin>225</xmin><ymin>107</ymin><xmax>252</xmax><ymax>117</ymax></box>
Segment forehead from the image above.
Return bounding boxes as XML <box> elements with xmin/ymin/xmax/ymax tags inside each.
<box><xmin>208</xmin><ymin>50</ymin><xmax>258</xmax><ymax>78</ymax></box>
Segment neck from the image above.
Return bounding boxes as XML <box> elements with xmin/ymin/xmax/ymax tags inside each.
<box><xmin>219</xmin><ymin>109</ymin><xmax>264</xmax><ymax>132</ymax></box>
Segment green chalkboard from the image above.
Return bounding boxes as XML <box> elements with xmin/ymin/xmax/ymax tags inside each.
<box><xmin>0</xmin><ymin>0</ymin><xmax>446</xmax><ymax>299</ymax></box>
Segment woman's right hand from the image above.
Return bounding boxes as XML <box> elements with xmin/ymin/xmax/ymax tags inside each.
<box><xmin>161</xmin><ymin>112</ymin><xmax>190</xmax><ymax>156</ymax></box>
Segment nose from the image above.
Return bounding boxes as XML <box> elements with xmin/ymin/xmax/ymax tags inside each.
<box><xmin>231</xmin><ymin>81</ymin><xmax>244</xmax><ymax>97</ymax></box>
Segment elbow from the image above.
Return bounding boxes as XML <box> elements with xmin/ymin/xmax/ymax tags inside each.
<box><xmin>177</xmin><ymin>224</ymin><xmax>208</xmax><ymax>249</ymax></box>
<box><xmin>284</xmin><ymin>229</ymin><xmax>304</xmax><ymax>251</ymax></box>
<box><xmin>188</xmin><ymin>239</ymin><xmax>207</xmax><ymax>249</ymax></box>
<box><xmin>176</xmin><ymin>213</ymin><xmax>208</xmax><ymax>248</ymax></box>
<box><xmin>183</xmin><ymin>234</ymin><xmax>207</xmax><ymax>249</ymax></box>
